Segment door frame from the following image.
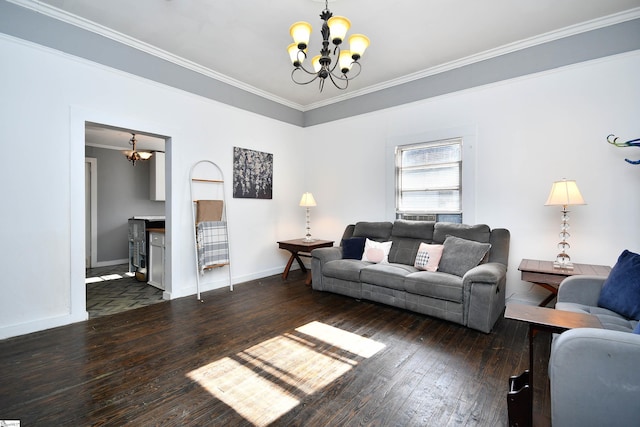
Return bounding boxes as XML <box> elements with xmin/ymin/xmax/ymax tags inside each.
<box><xmin>85</xmin><ymin>157</ymin><xmax>98</xmax><ymax>268</ymax></box>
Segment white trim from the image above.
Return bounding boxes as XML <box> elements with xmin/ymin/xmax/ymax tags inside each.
<box><xmin>303</xmin><ymin>7</ymin><xmax>640</xmax><ymax>111</ymax></box>
<box><xmin>94</xmin><ymin>258</ymin><xmax>128</xmax><ymax>268</ymax></box>
<box><xmin>85</xmin><ymin>157</ymin><xmax>97</xmax><ymax>268</ymax></box>
<box><xmin>0</xmin><ymin>312</ymin><xmax>88</xmax><ymax>340</ymax></box>
<box><xmin>7</xmin><ymin>0</ymin><xmax>305</xmax><ymax>111</ymax></box>
<box><xmin>7</xmin><ymin>0</ymin><xmax>640</xmax><ymax>112</ymax></box>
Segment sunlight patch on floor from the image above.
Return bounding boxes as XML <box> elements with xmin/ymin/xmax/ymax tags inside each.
<box><xmin>85</xmin><ymin>272</ymin><xmax>134</xmax><ymax>284</ymax></box>
<box><xmin>187</xmin><ymin>320</ymin><xmax>386</xmax><ymax>426</ymax></box>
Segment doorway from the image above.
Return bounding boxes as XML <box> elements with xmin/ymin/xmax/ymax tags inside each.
<box><xmin>84</xmin><ymin>122</ymin><xmax>169</xmax><ymax>318</ymax></box>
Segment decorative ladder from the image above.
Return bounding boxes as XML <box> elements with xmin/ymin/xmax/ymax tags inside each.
<box><xmin>190</xmin><ymin>160</ymin><xmax>232</xmax><ymax>300</ymax></box>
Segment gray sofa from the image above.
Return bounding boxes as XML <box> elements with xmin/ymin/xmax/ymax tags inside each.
<box><xmin>311</xmin><ymin>220</ymin><xmax>510</xmax><ymax>333</ymax></box>
<box><xmin>548</xmin><ymin>275</ymin><xmax>640</xmax><ymax>426</ymax></box>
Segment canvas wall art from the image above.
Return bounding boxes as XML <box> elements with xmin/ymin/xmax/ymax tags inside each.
<box><xmin>233</xmin><ymin>147</ymin><xmax>273</xmax><ymax>199</ymax></box>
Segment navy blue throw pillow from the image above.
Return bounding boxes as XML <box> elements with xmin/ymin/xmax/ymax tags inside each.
<box><xmin>633</xmin><ymin>322</ymin><xmax>640</xmax><ymax>335</ymax></box>
<box><xmin>597</xmin><ymin>250</ymin><xmax>640</xmax><ymax>320</ymax></box>
<box><xmin>342</xmin><ymin>237</ymin><xmax>366</xmax><ymax>260</ymax></box>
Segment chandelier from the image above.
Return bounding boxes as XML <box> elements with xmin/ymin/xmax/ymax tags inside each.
<box><xmin>287</xmin><ymin>0</ymin><xmax>370</xmax><ymax>91</ymax></box>
<box><xmin>123</xmin><ymin>133</ymin><xmax>152</xmax><ymax>166</ymax></box>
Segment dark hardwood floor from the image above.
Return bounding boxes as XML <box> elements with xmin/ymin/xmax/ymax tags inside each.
<box><xmin>0</xmin><ymin>274</ymin><xmax>551</xmax><ymax>426</ymax></box>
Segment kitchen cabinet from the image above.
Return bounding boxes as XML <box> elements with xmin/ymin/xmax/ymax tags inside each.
<box><xmin>148</xmin><ymin>230</ymin><xmax>165</xmax><ymax>290</ymax></box>
<box><xmin>150</xmin><ymin>152</ymin><xmax>165</xmax><ymax>201</ymax></box>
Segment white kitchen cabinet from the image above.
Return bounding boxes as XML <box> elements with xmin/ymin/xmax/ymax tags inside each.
<box><xmin>150</xmin><ymin>152</ymin><xmax>165</xmax><ymax>201</ymax></box>
<box><xmin>148</xmin><ymin>230</ymin><xmax>165</xmax><ymax>290</ymax></box>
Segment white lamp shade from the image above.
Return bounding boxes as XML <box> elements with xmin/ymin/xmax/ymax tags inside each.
<box><xmin>349</xmin><ymin>34</ymin><xmax>370</xmax><ymax>59</ymax></box>
<box><xmin>338</xmin><ymin>50</ymin><xmax>353</xmax><ymax>73</ymax></box>
<box><xmin>299</xmin><ymin>192</ymin><xmax>317</xmax><ymax>207</ymax></box>
<box><xmin>545</xmin><ymin>179</ymin><xmax>586</xmax><ymax>206</ymax></box>
<box><xmin>311</xmin><ymin>55</ymin><xmax>322</xmax><ymax>73</ymax></box>
<box><xmin>327</xmin><ymin>16</ymin><xmax>351</xmax><ymax>44</ymax></box>
<box><xmin>290</xmin><ymin>21</ymin><xmax>312</xmax><ymax>48</ymax></box>
<box><xmin>287</xmin><ymin>43</ymin><xmax>304</xmax><ymax>65</ymax></box>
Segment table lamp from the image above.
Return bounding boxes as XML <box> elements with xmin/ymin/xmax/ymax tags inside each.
<box><xmin>299</xmin><ymin>192</ymin><xmax>317</xmax><ymax>242</ymax></box>
<box><xmin>545</xmin><ymin>179</ymin><xmax>586</xmax><ymax>269</ymax></box>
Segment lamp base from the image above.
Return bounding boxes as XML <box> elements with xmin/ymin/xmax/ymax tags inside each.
<box><xmin>553</xmin><ymin>253</ymin><xmax>574</xmax><ymax>270</ymax></box>
<box><xmin>303</xmin><ymin>237</ymin><xmax>316</xmax><ymax>243</ymax></box>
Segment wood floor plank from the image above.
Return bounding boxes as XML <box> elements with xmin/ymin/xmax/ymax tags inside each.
<box><xmin>0</xmin><ymin>274</ymin><xmax>550</xmax><ymax>426</ymax></box>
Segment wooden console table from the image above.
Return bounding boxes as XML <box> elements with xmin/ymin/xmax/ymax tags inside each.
<box><xmin>518</xmin><ymin>259</ymin><xmax>611</xmax><ymax>307</ymax></box>
<box><xmin>504</xmin><ymin>303</ymin><xmax>602</xmax><ymax>427</ymax></box>
<box><xmin>278</xmin><ymin>239</ymin><xmax>334</xmax><ymax>285</ymax></box>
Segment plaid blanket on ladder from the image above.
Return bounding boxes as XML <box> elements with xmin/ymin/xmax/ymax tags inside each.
<box><xmin>196</xmin><ymin>221</ymin><xmax>229</xmax><ymax>274</ymax></box>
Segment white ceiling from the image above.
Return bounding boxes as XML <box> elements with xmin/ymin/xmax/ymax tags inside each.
<box><xmin>28</xmin><ymin>0</ymin><xmax>640</xmax><ymax>111</ymax></box>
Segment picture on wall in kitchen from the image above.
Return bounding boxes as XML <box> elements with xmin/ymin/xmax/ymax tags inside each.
<box><xmin>232</xmin><ymin>147</ymin><xmax>273</xmax><ymax>199</ymax></box>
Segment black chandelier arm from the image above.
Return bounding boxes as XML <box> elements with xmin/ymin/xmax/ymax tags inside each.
<box><xmin>291</xmin><ymin>67</ymin><xmax>321</xmax><ymax>86</ymax></box>
<box><xmin>329</xmin><ymin>60</ymin><xmax>362</xmax><ymax>82</ymax></box>
<box><xmin>327</xmin><ymin>71</ymin><xmax>349</xmax><ymax>90</ymax></box>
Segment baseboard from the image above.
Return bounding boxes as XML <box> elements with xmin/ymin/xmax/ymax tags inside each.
<box><xmin>166</xmin><ymin>266</ymin><xmax>288</xmax><ymax>300</ymax></box>
<box><xmin>94</xmin><ymin>258</ymin><xmax>128</xmax><ymax>268</ymax></box>
<box><xmin>0</xmin><ymin>311</ymin><xmax>88</xmax><ymax>340</ymax></box>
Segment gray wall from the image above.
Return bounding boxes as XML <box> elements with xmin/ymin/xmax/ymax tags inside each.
<box><xmin>85</xmin><ymin>146</ymin><xmax>165</xmax><ymax>263</ymax></box>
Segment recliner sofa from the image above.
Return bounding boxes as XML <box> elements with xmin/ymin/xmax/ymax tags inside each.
<box><xmin>311</xmin><ymin>220</ymin><xmax>510</xmax><ymax>333</ymax></box>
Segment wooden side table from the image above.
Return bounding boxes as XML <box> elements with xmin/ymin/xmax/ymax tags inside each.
<box><xmin>505</xmin><ymin>303</ymin><xmax>602</xmax><ymax>427</ymax></box>
<box><xmin>518</xmin><ymin>259</ymin><xmax>611</xmax><ymax>307</ymax></box>
<box><xmin>278</xmin><ymin>239</ymin><xmax>334</xmax><ymax>285</ymax></box>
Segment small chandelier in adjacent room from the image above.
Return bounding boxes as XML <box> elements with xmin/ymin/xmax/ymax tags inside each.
<box><xmin>288</xmin><ymin>0</ymin><xmax>370</xmax><ymax>91</ymax></box>
<box><xmin>123</xmin><ymin>133</ymin><xmax>152</xmax><ymax>166</ymax></box>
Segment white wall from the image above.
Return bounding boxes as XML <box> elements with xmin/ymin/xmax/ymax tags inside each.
<box><xmin>0</xmin><ymin>36</ymin><xmax>305</xmax><ymax>339</ymax></box>
<box><xmin>304</xmin><ymin>51</ymin><xmax>640</xmax><ymax>301</ymax></box>
<box><xmin>1</xmin><ymin>31</ymin><xmax>638</xmax><ymax>339</ymax></box>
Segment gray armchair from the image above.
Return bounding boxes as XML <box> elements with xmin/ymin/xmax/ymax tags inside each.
<box><xmin>548</xmin><ymin>275</ymin><xmax>640</xmax><ymax>426</ymax></box>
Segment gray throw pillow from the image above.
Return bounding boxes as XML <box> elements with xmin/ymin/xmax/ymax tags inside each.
<box><xmin>438</xmin><ymin>235</ymin><xmax>491</xmax><ymax>277</ymax></box>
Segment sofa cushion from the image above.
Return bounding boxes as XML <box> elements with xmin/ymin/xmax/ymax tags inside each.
<box><xmin>433</xmin><ymin>223</ymin><xmax>491</xmax><ymax>244</ymax></box>
<box><xmin>414</xmin><ymin>243</ymin><xmax>444</xmax><ymax>272</ymax></box>
<box><xmin>323</xmin><ymin>259</ymin><xmax>370</xmax><ymax>282</ymax></box>
<box><xmin>437</xmin><ymin>236</ymin><xmax>491</xmax><ymax>277</ymax></box>
<box><xmin>556</xmin><ymin>302</ymin><xmax>636</xmax><ymax>332</ymax></box>
<box><xmin>391</xmin><ymin>220</ymin><xmax>435</xmax><ymax>240</ymax></box>
<box><xmin>341</xmin><ymin>237</ymin><xmax>366</xmax><ymax>259</ymax></box>
<box><xmin>597</xmin><ymin>250</ymin><xmax>640</xmax><ymax>320</ymax></box>
<box><xmin>360</xmin><ymin>263</ymin><xmax>417</xmax><ymax>291</ymax></box>
<box><xmin>387</xmin><ymin>221</ymin><xmax>434</xmax><ymax>265</ymax></box>
<box><xmin>353</xmin><ymin>221</ymin><xmax>393</xmax><ymax>241</ymax></box>
<box><xmin>361</xmin><ymin>239</ymin><xmax>392</xmax><ymax>263</ymax></box>
<box><xmin>404</xmin><ymin>271</ymin><xmax>464</xmax><ymax>303</ymax></box>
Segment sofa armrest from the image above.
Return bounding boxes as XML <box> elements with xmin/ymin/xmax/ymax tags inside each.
<box><xmin>463</xmin><ymin>262</ymin><xmax>508</xmax><ymax>333</ymax></box>
<box><xmin>557</xmin><ymin>275</ymin><xmax>606</xmax><ymax>306</ymax></box>
<box><xmin>549</xmin><ymin>327</ymin><xmax>640</xmax><ymax>427</ymax></box>
<box><xmin>310</xmin><ymin>247</ymin><xmax>342</xmax><ymax>291</ymax></box>
<box><xmin>311</xmin><ymin>246</ymin><xmax>342</xmax><ymax>264</ymax></box>
<box><xmin>463</xmin><ymin>262</ymin><xmax>507</xmax><ymax>285</ymax></box>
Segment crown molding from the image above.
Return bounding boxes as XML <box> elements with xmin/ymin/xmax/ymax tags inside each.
<box><xmin>302</xmin><ymin>7</ymin><xmax>640</xmax><ymax>111</ymax></box>
<box><xmin>6</xmin><ymin>0</ymin><xmax>307</xmax><ymax>111</ymax></box>
<box><xmin>7</xmin><ymin>1</ymin><xmax>640</xmax><ymax>113</ymax></box>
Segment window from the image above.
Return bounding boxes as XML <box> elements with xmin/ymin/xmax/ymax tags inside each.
<box><xmin>395</xmin><ymin>138</ymin><xmax>462</xmax><ymax>222</ymax></box>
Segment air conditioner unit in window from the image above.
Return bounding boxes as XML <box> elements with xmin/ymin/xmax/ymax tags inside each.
<box><xmin>396</xmin><ymin>213</ymin><xmax>463</xmax><ymax>223</ymax></box>
<box><xmin>396</xmin><ymin>213</ymin><xmax>437</xmax><ymax>221</ymax></box>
